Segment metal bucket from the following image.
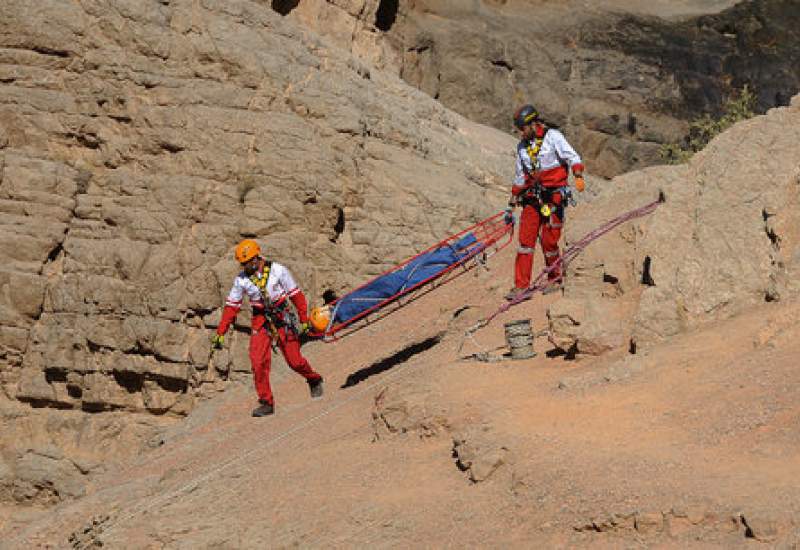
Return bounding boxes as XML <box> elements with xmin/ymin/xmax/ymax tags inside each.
<box><xmin>504</xmin><ymin>319</ymin><xmax>535</xmax><ymax>360</ymax></box>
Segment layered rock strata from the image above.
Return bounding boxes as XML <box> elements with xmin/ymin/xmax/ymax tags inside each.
<box><xmin>0</xmin><ymin>0</ymin><xmax>512</xmax><ymax>416</ymax></box>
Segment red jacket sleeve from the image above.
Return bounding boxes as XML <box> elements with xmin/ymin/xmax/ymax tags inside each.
<box><xmin>290</xmin><ymin>290</ymin><xmax>309</xmax><ymax>324</ymax></box>
<box><xmin>217</xmin><ymin>305</ymin><xmax>239</xmax><ymax>335</ymax></box>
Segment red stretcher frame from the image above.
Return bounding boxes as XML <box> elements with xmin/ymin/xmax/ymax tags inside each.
<box><xmin>315</xmin><ymin>211</ymin><xmax>514</xmax><ymax>342</ymax></box>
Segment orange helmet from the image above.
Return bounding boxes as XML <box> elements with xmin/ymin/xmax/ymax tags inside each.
<box><xmin>234</xmin><ymin>239</ymin><xmax>260</xmax><ymax>264</ymax></box>
<box><xmin>309</xmin><ymin>305</ymin><xmax>331</xmax><ymax>333</ymax></box>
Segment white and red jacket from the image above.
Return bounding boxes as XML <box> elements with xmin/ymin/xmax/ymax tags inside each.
<box><xmin>217</xmin><ymin>259</ymin><xmax>309</xmax><ymax>335</ymax></box>
<box><xmin>513</xmin><ymin>127</ymin><xmax>584</xmax><ymax>195</ymax></box>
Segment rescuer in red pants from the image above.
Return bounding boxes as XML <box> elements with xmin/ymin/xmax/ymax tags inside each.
<box><xmin>507</xmin><ymin>104</ymin><xmax>586</xmax><ymax>297</ymax></box>
<box><xmin>211</xmin><ymin>239</ymin><xmax>323</xmax><ymax>417</ymax></box>
<box><xmin>515</xmin><ymin>189</ymin><xmax>566</xmax><ymax>291</ymax></box>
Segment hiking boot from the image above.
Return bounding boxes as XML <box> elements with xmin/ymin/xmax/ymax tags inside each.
<box><xmin>505</xmin><ymin>287</ymin><xmax>525</xmax><ymax>301</ymax></box>
<box><xmin>541</xmin><ymin>281</ymin><xmax>563</xmax><ymax>295</ymax></box>
<box><xmin>308</xmin><ymin>377</ymin><xmax>324</xmax><ymax>399</ymax></box>
<box><xmin>252</xmin><ymin>400</ymin><xmax>274</xmax><ymax>417</ymax></box>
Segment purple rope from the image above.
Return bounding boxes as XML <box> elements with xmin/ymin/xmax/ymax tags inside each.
<box><xmin>484</xmin><ymin>197</ymin><xmax>663</xmax><ymax>325</ymax></box>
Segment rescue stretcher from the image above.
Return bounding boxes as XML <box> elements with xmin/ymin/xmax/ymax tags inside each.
<box><xmin>314</xmin><ymin>211</ymin><xmax>514</xmax><ymax>341</ymax></box>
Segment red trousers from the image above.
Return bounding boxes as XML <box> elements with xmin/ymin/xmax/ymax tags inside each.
<box><xmin>514</xmin><ymin>193</ymin><xmax>563</xmax><ymax>289</ymax></box>
<box><xmin>249</xmin><ymin>325</ymin><xmax>320</xmax><ymax>406</ymax></box>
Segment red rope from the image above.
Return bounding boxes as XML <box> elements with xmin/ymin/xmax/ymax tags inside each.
<box><xmin>323</xmin><ymin>212</ymin><xmax>514</xmax><ymax>338</ymax></box>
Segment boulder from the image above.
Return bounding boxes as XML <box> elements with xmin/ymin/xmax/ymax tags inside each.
<box><xmin>12</xmin><ymin>448</ymin><xmax>86</xmax><ymax>503</ymax></box>
<box><xmin>550</xmin><ymin>95</ymin><xmax>800</xmax><ymax>354</ymax></box>
<box><xmin>372</xmin><ymin>385</ymin><xmax>450</xmax><ymax>440</ymax></box>
<box><xmin>452</xmin><ymin>434</ymin><xmax>510</xmax><ymax>483</ymax></box>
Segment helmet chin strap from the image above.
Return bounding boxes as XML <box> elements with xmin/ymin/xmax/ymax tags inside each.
<box><xmin>243</xmin><ymin>256</ymin><xmax>262</xmax><ymax>276</ymax></box>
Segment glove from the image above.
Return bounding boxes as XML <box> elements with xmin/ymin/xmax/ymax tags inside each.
<box><xmin>210</xmin><ymin>334</ymin><xmax>224</xmax><ymax>350</ymax></box>
<box><xmin>503</xmin><ymin>206</ymin><xmax>514</xmax><ymax>225</ymax></box>
<box><xmin>574</xmin><ymin>176</ymin><xmax>585</xmax><ymax>193</ymax></box>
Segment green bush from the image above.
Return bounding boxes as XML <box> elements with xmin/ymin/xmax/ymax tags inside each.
<box><xmin>661</xmin><ymin>85</ymin><xmax>757</xmax><ymax>164</ymax></box>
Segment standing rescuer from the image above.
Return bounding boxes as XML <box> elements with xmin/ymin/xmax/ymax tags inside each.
<box><xmin>507</xmin><ymin>104</ymin><xmax>585</xmax><ymax>297</ymax></box>
<box><xmin>211</xmin><ymin>239</ymin><xmax>323</xmax><ymax>417</ymax></box>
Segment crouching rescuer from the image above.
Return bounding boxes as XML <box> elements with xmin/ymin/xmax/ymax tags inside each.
<box><xmin>507</xmin><ymin>104</ymin><xmax>585</xmax><ymax>297</ymax></box>
<box><xmin>211</xmin><ymin>239</ymin><xmax>324</xmax><ymax>417</ymax></box>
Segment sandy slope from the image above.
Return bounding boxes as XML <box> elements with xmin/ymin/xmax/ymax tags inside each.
<box><xmin>4</xmin><ymin>239</ymin><xmax>800</xmax><ymax>548</ymax></box>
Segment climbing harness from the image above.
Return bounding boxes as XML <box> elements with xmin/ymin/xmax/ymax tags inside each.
<box><xmin>516</xmin><ymin>131</ymin><xmax>545</xmax><ymax>204</ymax></box>
<box><xmin>249</xmin><ymin>261</ymin><xmax>302</xmax><ymax>339</ymax></box>
<box><xmin>517</xmin><ymin>130</ymin><xmax>578</xmax><ymax>221</ymax></box>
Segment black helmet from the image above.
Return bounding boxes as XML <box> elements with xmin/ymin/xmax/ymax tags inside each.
<box><xmin>513</xmin><ymin>104</ymin><xmax>539</xmax><ymax>129</ymax></box>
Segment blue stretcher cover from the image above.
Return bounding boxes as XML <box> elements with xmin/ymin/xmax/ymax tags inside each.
<box><xmin>332</xmin><ymin>233</ymin><xmax>480</xmax><ymax>325</ymax></box>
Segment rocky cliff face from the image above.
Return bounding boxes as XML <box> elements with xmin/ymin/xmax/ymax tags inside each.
<box><xmin>589</xmin><ymin>0</ymin><xmax>800</xmax><ymax>118</ymax></box>
<box><xmin>284</xmin><ymin>0</ymin><xmax>800</xmax><ymax>178</ymax></box>
<box><xmin>0</xmin><ymin>0</ymin><xmax>520</xmax><ymax>509</ymax></box>
<box><xmin>549</xmin><ymin>93</ymin><xmax>800</xmax><ymax>355</ymax></box>
<box><xmin>0</xmin><ymin>0</ymin><xmax>514</xmax><ymax>420</ymax></box>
